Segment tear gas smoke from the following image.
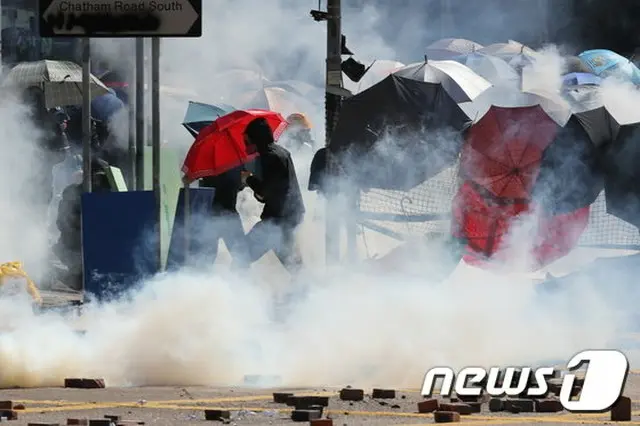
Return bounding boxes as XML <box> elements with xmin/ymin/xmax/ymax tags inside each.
<box><xmin>0</xmin><ymin>1</ymin><xmax>638</xmax><ymax>390</ymax></box>
<box><xmin>0</xmin><ymin>91</ymin><xmax>50</xmax><ymax>284</ymax></box>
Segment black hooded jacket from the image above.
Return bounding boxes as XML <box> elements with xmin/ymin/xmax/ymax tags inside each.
<box><xmin>200</xmin><ymin>168</ymin><xmax>243</xmax><ymax>214</ymax></box>
<box><xmin>244</xmin><ymin>118</ymin><xmax>305</xmax><ymax>225</ymax></box>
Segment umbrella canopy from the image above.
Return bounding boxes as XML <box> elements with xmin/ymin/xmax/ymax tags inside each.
<box><xmin>342</xmin><ymin>59</ymin><xmax>405</xmax><ymax>95</ymax></box>
<box><xmin>329</xmin><ymin>73</ymin><xmax>477</xmax><ymax>190</ymax></box>
<box><xmin>565</xmin><ymin>56</ymin><xmax>593</xmax><ymax>74</ymax></box>
<box><xmin>460</xmin><ymin>86</ymin><xmax>610</xmax><ymax>213</ymax></box>
<box><xmin>451</xmin><ymin>52</ymin><xmax>520</xmax><ymax>86</ymax></box>
<box><xmin>459</xmin><ymin>85</ymin><xmax>570</xmax><ymax>125</ymax></box>
<box><xmin>478</xmin><ymin>40</ymin><xmax>537</xmax><ymax>58</ymax></box>
<box><xmin>579</xmin><ymin>49</ymin><xmax>640</xmax><ymax>85</ymax></box>
<box><xmin>393</xmin><ymin>60</ymin><xmax>492</xmax><ymax>103</ymax></box>
<box><xmin>182</xmin><ymin>109</ymin><xmax>288</xmax><ymax>180</ymax></box>
<box><xmin>425</xmin><ymin>38</ymin><xmax>484</xmax><ymax>60</ymax></box>
<box><xmin>601</xmin><ymin>121</ymin><xmax>640</xmax><ymax>228</ymax></box>
<box><xmin>460</xmin><ymin>103</ymin><xmax>562</xmax><ymax>202</ymax></box>
<box><xmin>1</xmin><ymin>60</ymin><xmax>110</xmax><ymax>109</ymax></box>
<box><xmin>452</xmin><ymin>181</ymin><xmax>590</xmax><ymax>271</ymax></box>
<box><xmin>239</xmin><ymin>86</ymin><xmax>318</xmax><ymax>120</ymax></box>
<box><xmin>562</xmin><ymin>72</ymin><xmax>602</xmax><ymax>87</ymax></box>
<box><xmin>478</xmin><ymin>40</ymin><xmax>538</xmax><ymax>72</ymax></box>
<box><xmin>182</xmin><ymin>101</ymin><xmax>236</xmax><ymax>137</ymax></box>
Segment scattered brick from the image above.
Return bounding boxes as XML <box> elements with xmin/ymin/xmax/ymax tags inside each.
<box><xmin>433</xmin><ymin>411</ymin><xmax>461</xmax><ymax>423</ymax></box>
<box><xmin>285</xmin><ymin>395</ymin><xmax>298</xmax><ymax>406</ymax></box>
<box><xmin>439</xmin><ymin>402</ymin><xmax>473</xmax><ymax>415</ymax></box>
<box><xmin>204</xmin><ymin>409</ymin><xmax>231</xmax><ymax>421</ymax></box>
<box><xmin>457</xmin><ymin>394</ymin><xmax>483</xmax><ymax>403</ymax></box>
<box><xmin>310</xmin><ymin>396</ymin><xmax>330</xmax><ymax>407</ymax></box>
<box><xmin>292</xmin><ymin>396</ymin><xmax>330</xmax><ymax>408</ymax></box>
<box><xmin>0</xmin><ymin>410</ymin><xmax>17</xmax><ymax>420</ymax></box>
<box><xmin>504</xmin><ymin>398</ymin><xmax>534</xmax><ymax>413</ymax></box>
<box><xmin>88</xmin><ymin>420</ymin><xmax>111</xmax><ymax>426</ymax></box>
<box><xmin>64</xmin><ymin>378</ymin><xmax>106</xmax><ymax>389</ymax></box>
<box><xmin>535</xmin><ymin>398</ymin><xmax>564</xmax><ymax>413</ymax></box>
<box><xmin>467</xmin><ymin>402</ymin><xmax>482</xmax><ymax>413</ymax></box>
<box><xmin>417</xmin><ymin>398</ymin><xmax>439</xmax><ymax>413</ymax></box>
<box><xmin>310</xmin><ymin>419</ymin><xmax>333</xmax><ymax>426</ymax></box>
<box><xmin>308</xmin><ymin>404</ymin><xmax>324</xmax><ymax>415</ymax></box>
<box><xmin>611</xmin><ymin>396</ymin><xmax>632</xmax><ymax>422</ymax></box>
<box><xmin>273</xmin><ymin>392</ymin><xmax>293</xmax><ymax>404</ymax></box>
<box><xmin>372</xmin><ymin>389</ymin><xmax>396</xmax><ymax>399</ymax></box>
<box><xmin>290</xmin><ymin>409</ymin><xmax>321</xmax><ymax>422</ymax></box>
<box><xmin>291</xmin><ymin>396</ymin><xmax>312</xmax><ymax>409</ymax></box>
<box><xmin>339</xmin><ymin>388</ymin><xmax>364</xmax><ymax>401</ymax></box>
<box><xmin>546</xmin><ymin>378</ymin><xmax>562</xmax><ymax>395</ymax></box>
<box><xmin>67</xmin><ymin>420</ymin><xmax>89</xmax><ymax>426</ymax></box>
<box><xmin>488</xmin><ymin>398</ymin><xmax>504</xmax><ymax>412</ymax></box>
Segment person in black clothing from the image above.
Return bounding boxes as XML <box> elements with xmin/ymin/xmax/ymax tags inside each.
<box><xmin>198</xmin><ymin>168</ymin><xmax>248</xmax><ymax>265</ymax></box>
<box><xmin>53</xmin><ymin>158</ymin><xmax>112</xmax><ymax>290</ymax></box>
<box><xmin>239</xmin><ymin>117</ymin><xmax>305</xmax><ymax>273</ymax></box>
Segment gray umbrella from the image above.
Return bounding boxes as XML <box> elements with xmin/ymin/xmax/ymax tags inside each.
<box><xmin>425</xmin><ymin>38</ymin><xmax>484</xmax><ymax>60</ymax></box>
<box><xmin>1</xmin><ymin>60</ymin><xmax>110</xmax><ymax>109</ymax></box>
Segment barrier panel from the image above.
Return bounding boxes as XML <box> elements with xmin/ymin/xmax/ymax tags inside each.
<box><xmin>81</xmin><ymin>190</ymin><xmax>159</xmax><ymax>301</ymax></box>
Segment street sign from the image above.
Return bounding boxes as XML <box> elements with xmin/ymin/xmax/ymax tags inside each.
<box><xmin>38</xmin><ymin>0</ymin><xmax>202</xmax><ymax>37</ymax></box>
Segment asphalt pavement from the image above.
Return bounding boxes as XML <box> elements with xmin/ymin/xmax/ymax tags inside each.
<box><xmin>3</xmin><ymin>373</ymin><xmax>640</xmax><ymax>425</ymax></box>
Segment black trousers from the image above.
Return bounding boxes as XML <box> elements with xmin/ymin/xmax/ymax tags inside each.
<box><xmin>207</xmin><ymin>210</ymin><xmax>248</xmax><ymax>264</ymax></box>
<box><xmin>237</xmin><ymin>218</ymin><xmax>303</xmax><ymax>274</ymax></box>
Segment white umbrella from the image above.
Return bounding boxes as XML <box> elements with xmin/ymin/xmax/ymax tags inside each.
<box><xmin>1</xmin><ymin>60</ymin><xmax>109</xmax><ymax>109</ymax></box>
<box><xmin>394</xmin><ymin>60</ymin><xmax>491</xmax><ymax>103</ymax></box>
<box><xmin>425</xmin><ymin>38</ymin><xmax>484</xmax><ymax>60</ymax></box>
<box><xmin>478</xmin><ymin>40</ymin><xmax>540</xmax><ymax>72</ymax></box>
<box><xmin>451</xmin><ymin>52</ymin><xmax>520</xmax><ymax>87</ymax></box>
<box><xmin>237</xmin><ymin>86</ymin><xmax>319</xmax><ymax>121</ymax></box>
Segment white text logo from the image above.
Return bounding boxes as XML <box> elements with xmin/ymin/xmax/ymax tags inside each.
<box><xmin>420</xmin><ymin>350</ymin><xmax>629</xmax><ymax>412</ymax></box>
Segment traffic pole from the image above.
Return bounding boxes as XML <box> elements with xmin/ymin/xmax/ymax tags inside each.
<box><xmin>325</xmin><ymin>0</ymin><xmax>342</xmax><ymax>265</ymax></box>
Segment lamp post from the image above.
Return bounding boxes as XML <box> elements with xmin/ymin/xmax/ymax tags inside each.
<box><xmin>324</xmin><ymin>0</ymin><xmax>342</xmax><ymax>265</ymax></box>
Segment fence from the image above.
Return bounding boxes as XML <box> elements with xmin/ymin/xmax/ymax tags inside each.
<box><xmin>357</xmin><ymin>159</ymin><xmax>640</xmax><ymax>251</ymax></box>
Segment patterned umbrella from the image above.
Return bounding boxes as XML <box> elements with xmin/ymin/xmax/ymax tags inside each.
<box><xmin>579</xmin><ymin>49</ymin><xmax>640</xmax><ymax>85</ymax></box>
<box><xmin>1</xmin><ymin>60</ymin><xmax>110</xmax><ymax>109</ymax></box>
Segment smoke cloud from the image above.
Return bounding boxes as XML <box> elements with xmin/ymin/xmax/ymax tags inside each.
<box><xmin>0</xmin><ymin>0</ymin><xmax>638</xmax><ymax>391</ymax></box>
<box><xmin>0</xmin><ymin>90</ymin><xmax>51</xmax><ymax>285</ymax></box>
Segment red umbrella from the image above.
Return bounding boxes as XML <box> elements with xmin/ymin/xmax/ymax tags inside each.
<box><xmin>182</xmin><ymin>109</ymin><xmax>288</xmax><ymax>180</ymax></box>
<box><xmin>452</xmin><ymin>182</ymin><xmax>590</xmax><ymax>271</ymax></box>
<box><xmin>460</xmin><ymin>105</ymin><xmax>560</xmax><ymax>201</ymax></box>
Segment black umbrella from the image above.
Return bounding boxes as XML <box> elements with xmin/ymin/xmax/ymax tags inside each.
<box><xmin>532</xmin><ymin>85</ymin><xmax>619</xmax><ymax>214</ymax></box>
<box><xmin>602</xmin><ymin>121</ymin><xmax>640</xmax><ymax>228</ymax></box>
<box><xmin>329</xmin><ymin>61</ymin><xmax>491</xmax><ymax>191</ymax></box>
